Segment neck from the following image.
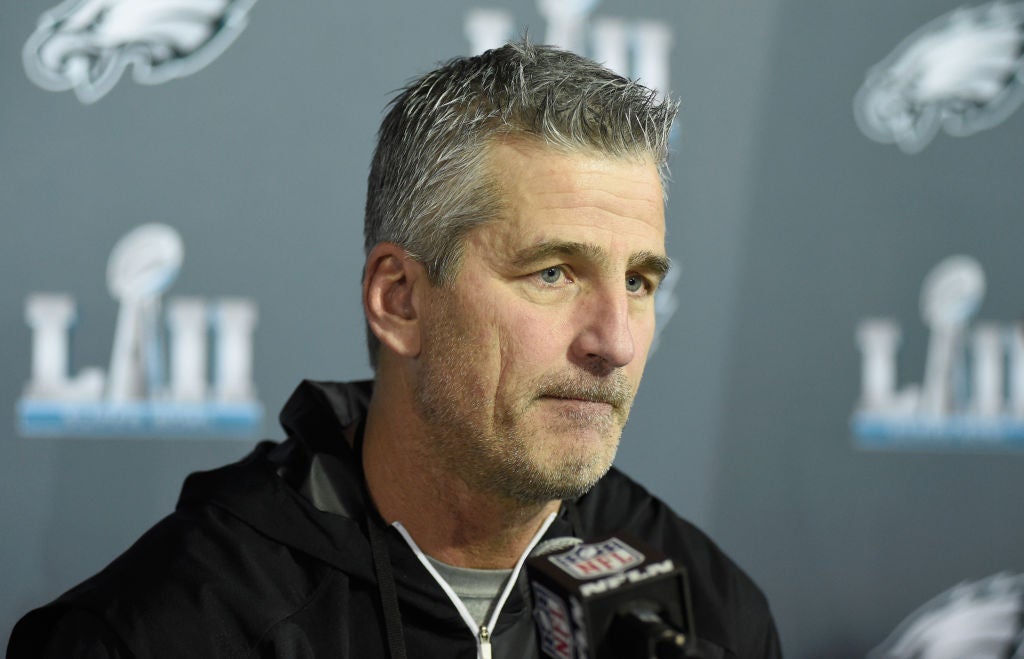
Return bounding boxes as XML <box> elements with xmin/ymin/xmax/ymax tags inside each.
<box><xmin>362</xmin><ymin>375</ymin><xmax>559</xmax><ymax>569</ymax></box>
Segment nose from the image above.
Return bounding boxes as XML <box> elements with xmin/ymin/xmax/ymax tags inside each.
<box><xmin>570</xmin><ymin>288</ymin><xmax>637</xmax><ymax>373</ymax></box>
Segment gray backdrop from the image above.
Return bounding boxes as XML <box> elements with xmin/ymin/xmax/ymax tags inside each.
<box><xmin>3</xmin><ymin>1</ymin><xmax>1022</xmax><ymax>656</ymax></box>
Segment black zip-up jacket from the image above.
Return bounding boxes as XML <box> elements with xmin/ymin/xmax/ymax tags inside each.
<box><xmin>8</xmin><ymin>380</ymin><xmax>781</xmax><ymax>658</ymax></box>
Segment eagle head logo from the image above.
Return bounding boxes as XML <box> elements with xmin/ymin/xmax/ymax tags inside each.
<box><xmin>854</xmin><ymin>1</ymin><xmax>1024</xmax><ymax>153</ymax></box>
<box><xmin>868</xmin><ymin>572</ymin><xmax>1024</xmax><ymax>658</ymax></box>
<box><xmin>23</xmin><ymin>0</ymin><xmax>257</xmax><ymax>104</ymax></box>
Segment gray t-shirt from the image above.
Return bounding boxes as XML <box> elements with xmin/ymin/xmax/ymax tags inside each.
<box><xmin>426</xmin><ymin>556</ymin><xmax>512</xmax><ymax>626</ymax></box>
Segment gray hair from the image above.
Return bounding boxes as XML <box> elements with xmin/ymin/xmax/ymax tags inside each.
<box><xmin>364</xmin><ymin>40</ymin><xmax>678</xmax><ymax>366</ymax></box>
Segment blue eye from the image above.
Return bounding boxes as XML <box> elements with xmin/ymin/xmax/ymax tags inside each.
<box><xmin>540</xmin><ymin>267</ymin><xmax>563</xmax><ymax>284</ymax></box>
<box><xmin>625</xmin><ymin>274</ymin><xmax>645</xmax><ymax>293</ymax></box>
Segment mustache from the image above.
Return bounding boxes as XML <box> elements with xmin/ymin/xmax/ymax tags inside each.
<box><xmin>535</xmin><ymin>372</ymin><xmax>634</xmax><ymax>409</ymax></box>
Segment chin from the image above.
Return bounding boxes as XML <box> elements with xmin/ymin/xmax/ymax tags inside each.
<box><xmin>534</xmin><ymin>441</ymin><xmax>619</xmax><ymax>490</ymax></box>
<box><xmin>533</xmin><ymin>460</ymin><xmax>613</xmax><ymax>500</ymax></box>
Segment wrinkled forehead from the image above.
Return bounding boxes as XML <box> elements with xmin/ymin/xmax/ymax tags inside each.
<box><xmin>483</xmin><ymin>134</ymin><xmax>663</xmax><ymax>182</ymax></box>
<box><xmin>485</xmin><ymin>139</ymin><xmax>664</xmax><ymax>219</ymax></box>
<box><xmin>471</xmin><ymin>139</ymin><xmax>666</xmax><ymax>259</ymax></box>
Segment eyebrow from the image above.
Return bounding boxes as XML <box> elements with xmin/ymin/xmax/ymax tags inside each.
<box><xmin>629</xmin><ymin>250</ymin><xmax>672</xmax><ymax>283</ymax></box>
<box><xmin>510</xmin><ymin>240</ymin><xmax>672</xmax><ymax>283</ymax></box>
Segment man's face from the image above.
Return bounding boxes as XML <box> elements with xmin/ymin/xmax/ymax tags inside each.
<box><xmin>413</xmin><ymin>140</ymin><xmax>667</xmax><ymax>503</ymax></box>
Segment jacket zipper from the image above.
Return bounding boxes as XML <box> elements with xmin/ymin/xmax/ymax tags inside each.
<box><xmin>392</xmin><ymin>516</ymin><xmax>557</xmax><ymax>659</ymax></box>
<box><xmin>479</xmin><ymin>625</ymin><xmax>492</xmax><ymax>659</ymax></box>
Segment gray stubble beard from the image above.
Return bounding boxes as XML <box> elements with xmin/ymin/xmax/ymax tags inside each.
<box><xmin>413</xmin><ymin>339</ymin><xmax>633</xmax><ymax>505</ymax></box>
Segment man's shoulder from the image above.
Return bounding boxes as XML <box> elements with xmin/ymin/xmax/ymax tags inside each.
<box><xmin>11</xmin><ymin>506</ymin><xmax>325</xmax><ymax>656</ymax></box>
<box><xmin>8</xmin><ymin>443</ymin><xmax>354</xmax><ymax>658</ymax></box>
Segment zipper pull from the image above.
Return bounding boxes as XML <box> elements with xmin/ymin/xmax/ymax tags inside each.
<box><xmin>479</xmin><ymin>624</ymin><xmax>492</xmax><ymax>659</ymax></box>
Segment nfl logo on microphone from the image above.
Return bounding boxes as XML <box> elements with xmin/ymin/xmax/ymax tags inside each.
<box><xmin>549</xmin><ymin>538</ymin><xmax>645</xmax><ymax>580</ymax></box>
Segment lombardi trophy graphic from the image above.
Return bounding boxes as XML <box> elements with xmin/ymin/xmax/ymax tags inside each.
<box><xmin>19</xmin><ymin>223</ymin><xmax>262</xmax><ymax>438</ymax></box>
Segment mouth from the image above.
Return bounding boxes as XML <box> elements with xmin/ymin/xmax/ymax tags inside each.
<box><xmin>542</xmin><ymin>394</ymin><xmax>614</xmax><ymax>406</ymax></box>
<box><xmin>538</xmin><ymin>395</ymin><xmax>617</xmax><ymax>417</ymax></box>
<box><xmin>533</xmin><ymin>374</ymin><xmax>633</xmax><ymax>419</ymax></box>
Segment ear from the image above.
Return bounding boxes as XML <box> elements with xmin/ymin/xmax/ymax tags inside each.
<box><xmin>363</xmin><ymin>242</ymin><xmax>425</xmax><ymax>359</ymax></box>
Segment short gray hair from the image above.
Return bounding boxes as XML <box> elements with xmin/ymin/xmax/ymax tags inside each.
<box><xmin>364</xmin><ymin>40</ymin><xmax>678</xmax><ymax>366</ymax></box>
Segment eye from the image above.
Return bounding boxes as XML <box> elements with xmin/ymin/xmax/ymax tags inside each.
<box><xmin>539</xmin><ymin>266</ymin><xmax>564</xmax><ymax>284</ymax></box>
<box><xmin>625</xmin><ymin>273</ymin><xmax>648</xmax><ymax>293</ymax></box>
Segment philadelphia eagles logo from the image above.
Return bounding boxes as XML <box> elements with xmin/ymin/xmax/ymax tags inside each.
<box><xmin>23</xmin><ymin>0</ymin><xmax>257</xmax><ymax>104</ymax></box>
<box><xmin>854</xmin><ymin>1</ymin><xmax>1024</xmax><ymax>153</ymax></box>
<box><xmin>868</xmin><ymin>572</ymin><xmax>1024</xmax><ymax>658</ymax></box>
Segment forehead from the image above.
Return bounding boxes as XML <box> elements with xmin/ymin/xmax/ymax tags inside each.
<box><xmin>477</xmin><ymin>140</ymin><xmax>666</xmax><ymax>256</ymax></box>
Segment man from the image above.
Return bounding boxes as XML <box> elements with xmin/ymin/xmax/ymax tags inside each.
<box><xmin>9</xmin><ymin>42</ymin><xmax>780</xmax><ymax>658</ymax></box>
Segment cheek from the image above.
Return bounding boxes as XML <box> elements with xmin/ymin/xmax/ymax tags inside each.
<box><xmin>635</xmin><ymin>311</ymin><xmax>657</xmax><ymax>349</ymax></box>
<box><xmin>494</xmin><ymin>307</ymin><xmax>573</xmax><ymax>378</ymax></box>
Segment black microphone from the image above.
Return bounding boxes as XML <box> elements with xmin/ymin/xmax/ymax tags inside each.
<box><xmin>526</xmin><ymin>534</ymin><xmax>700</xmax><ymax>659</ymax></box>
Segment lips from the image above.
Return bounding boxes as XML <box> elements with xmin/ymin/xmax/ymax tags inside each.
<box><xmin>537</xmin><ymin>396</ymin><xmax>621</xmax><ymax>425</ymax></box>
<box><xmin>543</xmin><ymin>395</ymin><xmax>614</xmax><ymax>406</ymax></box>
<box><xmin>531</xmin><ymin>371</ymin><xmax>634</xmax><ymax>420</ymax></box>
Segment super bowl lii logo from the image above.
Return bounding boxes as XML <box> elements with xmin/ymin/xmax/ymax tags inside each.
<box><xmin>465</xmin><ymin>0</ymin><xmax>673</xmax><ymax>100</ymax></box>
<box><xmin>852</xmin><ymin>255</ymin><xmax>1024</xmax><ymax>449</ymax></box>
<box><xmin>18</xmin><ymin>223</ymin><xmax>262</xmax><ymax>438</ymax></box>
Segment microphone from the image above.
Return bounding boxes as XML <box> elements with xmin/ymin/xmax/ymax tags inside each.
<box><xmin>526</xmin><ymin>534</ymin><xmax>699</xmax><ymax>659</ymax></box>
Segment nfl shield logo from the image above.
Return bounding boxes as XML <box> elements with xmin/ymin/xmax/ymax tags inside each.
<box><xmin>549</xmin><ymin>537</ymin><xmax>645</xmax><ymax>580</ymax></box>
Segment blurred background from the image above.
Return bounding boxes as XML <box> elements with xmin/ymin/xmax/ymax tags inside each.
<box><xmin>3</xmin><ymin>0</ymin><xmax>1023</xmax><ymax>655</ymax></box>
